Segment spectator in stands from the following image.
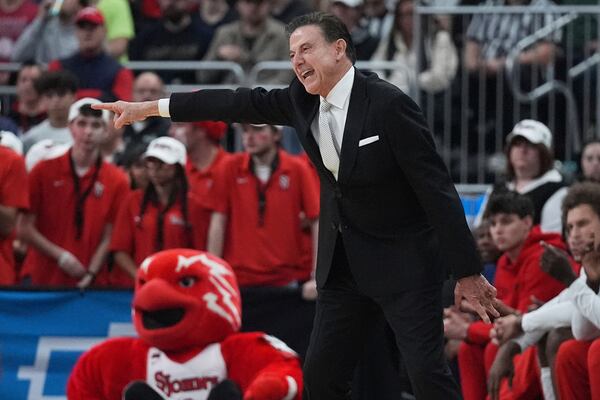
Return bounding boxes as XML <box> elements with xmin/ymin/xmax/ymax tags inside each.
<box><xmin>579</xmin><ymin>139</ymin><xmax>600</xmax><ymax>183</ymax></box>
<box><xmin>370</xmin><ymin>0</ymin><xmax>458</xmax><ymax>94</ymax></box>
<box><xmin>465</xmin><ymin>0</ymin><xmax>562</xmax><ymax>76</ymax></box>
<box><xmin>206</xmin><ymin>123</ymin><xmax>319</xmax><ymax>298</ymax></box>
<box><xmin>122</xmin><ymin>72</ymin><xmax>170</xmax><ymax>155</ymax></box>
<box><xmin>363</xmin><ymin>0</ymin><xmax>393</xmax><ymax>42</ymax></box>
<box><xmin>444</xmin><ymin>191</ymin><xmax>574</xmax><ymax>400</ymax></box>
<box><xmin>196</xmin><ymin>0</ymin><xmax>238</xmax><ymax>41</ymax></box>
<box><xmin>271</xmin><ymin>0</ymin><xmax>313</xmax><ymax>24</ymax></box>
<box><xmin>118</xmin><ymin>142</ymin><xmax>148</xmax><ymax>189</ymax></box>
<box><xmin>499</xmin><ymin>119</ymin><xmax>568</xmax><ymax>233</ymax></box>
<box><xmin>464</xmin><ymin>0</ymin><xmax>563</xmax><ymax>144</ymax></box>
<box><xmin>110</xmin><ymin>137</ymin><xmax>207</xmax><ymax>284</ymax></box>
<box><xmin>17</xmin><ymin>97</ymin><xmax>129</xmax><ymax>288</ymax></box>
<box><xmin>198</xmin><ymin>0</ymin><xmax>292</xmax><ymax>85</ymax></box>
<box><xmin>21</xmin><ymin>70</ymin><xmax>78</xmax><ymax>153</ymax></box>
<box><xmin>329</xmin><ymin>0</ymin><xmax>379</xmax><ymax>60</ymax></box>
<box><xmin>475</xmin><ymin>218</ymin><xmax>502</xmax><ymax>284</ymax></box>
<box><xmin>0</xmin><ymin>134</ymin><xmax>28</xmax><ymax>285</ymax></box>
<box><xmin>96</xmin><ymin>0</ymin><xmax>135</xmax><ymax>61</ymax></box>
<box><xmin>129</xmin><ymin>0</ymin><xmax>212</xmax><ymax>84</ymax></box>
<box><xmin>0</xmin><ymin>0</ymin><xmax>37</xmax><ymax>82</ymax></box>
<box><xmin>7</xmin><ymin>62</ymin><xmax>46</xmax><ymax>135</ymax></box>
<box><xmin>11</xmin><ymin>0</ymin><xmax>86</xmax><ymax>64</ymax></box>
<box><xmin>169</xmin><ymin>120</ymin><xmax>230</xmax><ymax>201</ymax></box>
<box><xmin>490</xmin><ymin>182</ymin><xmax>600</xmax><ymax>400</ymax></box>
<box><xmin>49</xmin><ymin>7</ymin><xmax>133</xmax><ymax>101</ymax></box>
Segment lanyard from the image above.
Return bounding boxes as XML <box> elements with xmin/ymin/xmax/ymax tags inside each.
<box><xmin>68</xmin><ymin>150</ymin><xmax>102</xmax><ymax>240</ymax></box>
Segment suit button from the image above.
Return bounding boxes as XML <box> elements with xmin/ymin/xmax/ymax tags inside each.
<box><xmin>343</xmin><ymin>225</ymin><xmax>349</xmax><ymax>230</ymax></box>
<box><xmin>331</xmin><ymin>222</ymin><xmax>338</xmax><ymax>230</ymax></box>
<box><xmin>335</xmin><ymin>190</ymin><xmax>342</xmax><ymax>199</ymax></box>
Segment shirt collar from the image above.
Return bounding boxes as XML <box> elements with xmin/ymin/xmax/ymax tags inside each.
<box><xmin>321</xmin><ymin>66</ymin><xmax>355</xmax><ymax>110</ymax></box>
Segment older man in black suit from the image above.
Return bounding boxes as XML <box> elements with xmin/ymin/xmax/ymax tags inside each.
<box><xmin>95</xmin><ymin>12</ymin><xmax>498</xmax><ymax>399</ymax></box>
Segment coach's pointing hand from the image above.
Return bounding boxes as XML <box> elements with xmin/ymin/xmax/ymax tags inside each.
<box><xmin>92</xmin><ymin>100</ymin><xmax>161</xmax><ymax>129</ymax></box>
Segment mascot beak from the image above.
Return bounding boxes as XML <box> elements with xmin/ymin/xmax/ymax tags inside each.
<box><xmin>134</xmin><ymin>279</ymin><xmax>195</xmax><ymax>330</ymax></box>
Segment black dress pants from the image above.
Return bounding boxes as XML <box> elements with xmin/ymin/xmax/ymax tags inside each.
<box><xmin>303</xmin><ymin>237</ymin><xmax>461</xmax><ymax>400</ymax></box>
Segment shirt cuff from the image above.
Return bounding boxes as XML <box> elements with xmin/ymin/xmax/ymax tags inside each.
<box><xmin>158</xmin><ymin>98</ymin><xmax>170</xmax><ymax>118</ymax></box>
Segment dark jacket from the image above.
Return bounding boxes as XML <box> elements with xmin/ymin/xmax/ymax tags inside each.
<box><xmin>169</xmin><ymin>68</ymin><xmax>482</xmax><ymax>295</ymax></box>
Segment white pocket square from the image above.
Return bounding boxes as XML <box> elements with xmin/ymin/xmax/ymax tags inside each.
<box><xmin>358</xmin><ymin>135</ymin><xmax>379</xmax><ymax>147</ymax></box>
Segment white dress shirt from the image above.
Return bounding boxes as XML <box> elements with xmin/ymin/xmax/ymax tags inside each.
<box><xmin>311</xmin><ymin>67</ymin><xmax>355</xmax><ymax>152</ymax></box>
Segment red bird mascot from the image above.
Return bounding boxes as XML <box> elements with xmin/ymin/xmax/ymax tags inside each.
<box><xmin>67</xmin><ymin>249</ymin><xmax>302</xmax><ymax>400</ymax></box>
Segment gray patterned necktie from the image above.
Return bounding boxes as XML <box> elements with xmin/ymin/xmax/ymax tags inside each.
<box><xmin>318</xmin><ymin>100</ymin><xmax>340</xmax><ymax>179</ymax></box>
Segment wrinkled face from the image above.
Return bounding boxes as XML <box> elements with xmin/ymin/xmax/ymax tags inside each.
<box><xmin>566</xmin><ymin>204</ymin><xmax>600</xmax><ymax>262</ymax></box>
<box><xmin>289</xmin><ymin>25</ymin><xmax>347</xmax><ymax>97</ymax></box>
<box><xmin>489</xmin><ymin>213</ymin><xmax>532</xmax><ymax>253</ymax></box>
<box><xmin>581</xmin><ymin>143</ymin><xmax>600</xmax><ymax>182</ymax></box>
<box><xmin>133</xmin><ymin>249</ymin><xmax>241</xmax><ymax>351</ymax></box>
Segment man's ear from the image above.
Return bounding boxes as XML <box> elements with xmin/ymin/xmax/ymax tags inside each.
<box><xmin>335</xmin><ymin>39</ymin><xmax>347</xmax><ymax>61</ymax></box>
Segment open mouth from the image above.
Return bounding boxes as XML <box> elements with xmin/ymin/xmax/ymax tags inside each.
<box><xmin>141</xmin><ymin>308</ymin><xmax>185</xmax><ymax>330</ymax></box>
<box><xmin>301</xmin><ymin>70</ymin><xmax>314</xmax><ymax>80</ymax></box>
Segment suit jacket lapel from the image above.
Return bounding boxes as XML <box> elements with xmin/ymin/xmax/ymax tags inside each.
<box><xmin>338</xmin><ymin>70</ymin><xmax>368</xmax><ymax>184</ymax></box>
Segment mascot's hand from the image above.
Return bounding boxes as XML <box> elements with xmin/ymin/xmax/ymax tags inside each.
<box><xmin>244</xmin><ymin>373</ymin><xmax>295</xmax><ymax>400</ymax></box>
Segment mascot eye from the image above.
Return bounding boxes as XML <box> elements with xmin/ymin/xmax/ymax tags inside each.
<box><xmin>179</xmin><ymin>276</ymin><xmax>197</xmax><ymax>288</ymax></box>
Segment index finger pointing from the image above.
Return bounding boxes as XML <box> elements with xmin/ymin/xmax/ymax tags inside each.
<box><xmin>91</xmin><ymin>102</ymin><xmax>117</xmax><ymax>111</ymax></box>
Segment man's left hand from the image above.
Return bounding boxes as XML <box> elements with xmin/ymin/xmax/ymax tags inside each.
<box><xmin>455</xmin><ymin>274</ymin><xmax>499</xmax><ymax>323</ymax></box>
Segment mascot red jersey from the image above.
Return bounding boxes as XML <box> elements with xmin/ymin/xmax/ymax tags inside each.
<box><xmin>67</xmin><ymin>249</ymin><xmax>302</xmax><ymax>400</ymax></box>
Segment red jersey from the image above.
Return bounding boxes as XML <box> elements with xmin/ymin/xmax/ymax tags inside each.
<box><xmin>186</xmin><ymin>148</ymin><xmax>232</xmax><ymax>202</ymax></box>
<box><xmin>206</xmin><ymin>150</ymin><xmax>319</xmax><ymax>287</ymax></box>
<box><xmin>110</xmin><ymin>189</ymin><xmax>209</xmax><ymax>269</ymax></box>
<box><xmin>0</xmin><ymin>147</ymin><xmax>28</xmax><ymax>285</ymax></box>
<box><xmin>295</xmin><ymin>152</ymin><xmax>320</xmax><ymax>273</ymax></box>
<box><xmin>466</xmin><ymin>226</ymin><xmax>579</xmax><ymax>343</ymax></box>
<box><xmin>21</xmin><ymin>150</ymin><xmax>129</xmax><ymax>286</ymax></box>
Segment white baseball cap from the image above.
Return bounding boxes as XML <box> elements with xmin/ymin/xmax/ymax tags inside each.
<box><xmin>332</xmin><ymin>0</ymin><xmax>363</xmax><ymax>7</ymax></box>
<box><xmin>68</xmin><ymin>97</ymin><xmax>110</xmax><ymax>125</ymax></box>
<box><xmin>0</xmin><ymin>130</ymin><xmax>23</xmax><ymax>155</ymax></box>
<box><xmin>144</xmin><ymin>136</ymin><xmax>187</xmax><ymax>166</ymax></box>
<box><xmin>506</xmin><ymin>119</ymin><xmax>552</xmax><ymax>149</ymax></box>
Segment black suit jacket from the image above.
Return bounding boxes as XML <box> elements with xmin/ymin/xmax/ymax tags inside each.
<box><xmin>170</xmin><ymin>69</ymin><xmax>482</xmax><ymax>296</ymax></box>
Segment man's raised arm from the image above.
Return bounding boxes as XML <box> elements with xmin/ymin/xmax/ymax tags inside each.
<box><xmin>92</xmin><ymin>100</ymin><xmax>162</xmax><ymax>129</ymax></box>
